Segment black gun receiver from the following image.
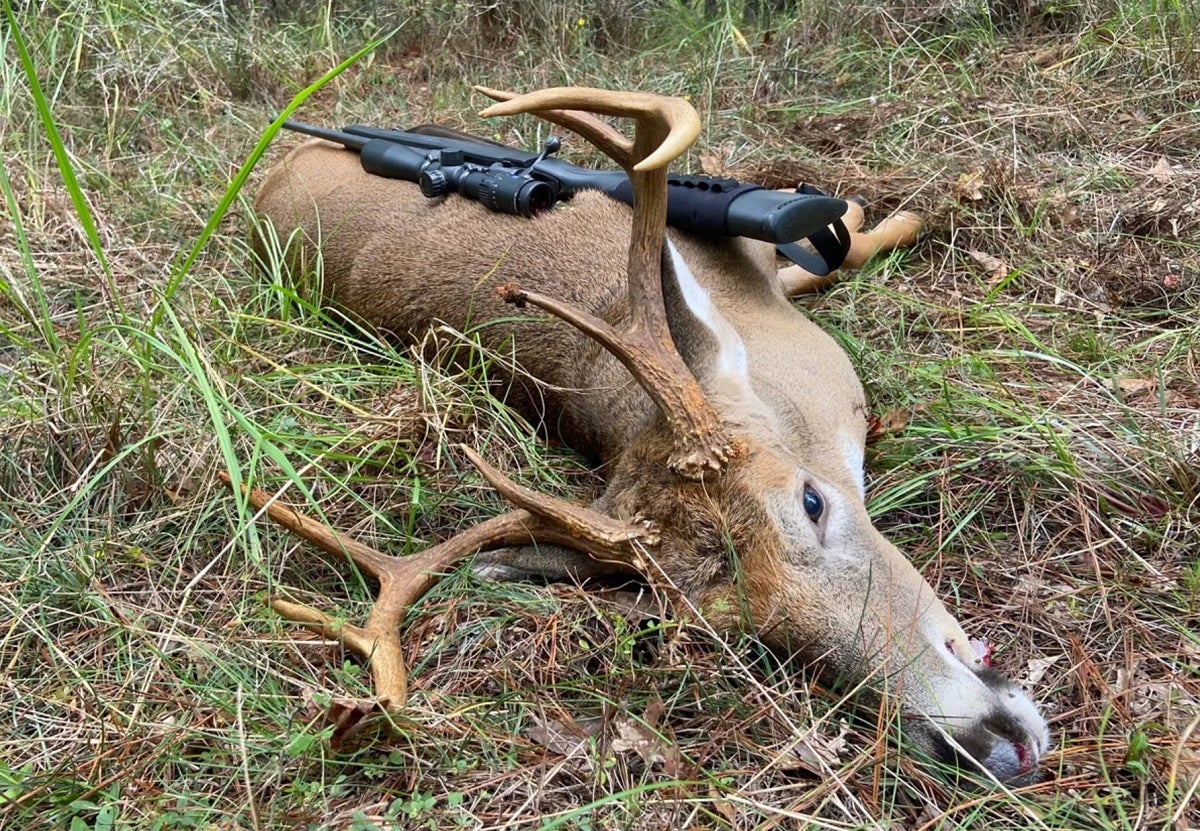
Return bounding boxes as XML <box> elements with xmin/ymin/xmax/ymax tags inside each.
<box><xmin>282</xmin><ymin>120</ymin><xmax>850</xmax><ymax>275</ymax></box>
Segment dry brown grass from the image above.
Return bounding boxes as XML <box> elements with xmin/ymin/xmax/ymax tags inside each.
<box><xmin>1</xmin><ymin>1</ymin><xmax>1197</xmax><ymax>828</ymax></box>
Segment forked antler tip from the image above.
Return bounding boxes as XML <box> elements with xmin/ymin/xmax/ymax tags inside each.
<box><xmin>476</xmin><ymin>98</ymin><xmax>524</xmax><ymax>120</ymax></box>
<box><xmin>476</xmin><ymin>87</ymin><xmax>701</xmax><ymax>169</ymax></box>
<box><xmin>631</xmin><ymin>97</ymin><xmax>701</xmax><ymax>172</ymax></box>
<box><xmin>476</xmin><ymin>86</ymin><xmax>596</xmax><ymax>120</ymax></box>
<box><xmin>473</xmin><ymin>85</ymin><xmax>515</xmax><ymax>105</ymax></box>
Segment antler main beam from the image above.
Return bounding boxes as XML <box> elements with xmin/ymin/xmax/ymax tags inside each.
<box><xmin>477</xmin><ymin>87</ymin><xmax>733</xmax><ymax>479</ymax></box>
<box><xmin>220</xmin><ymin>455</ymin><xmax>658</xmax><ymax>713</ymax></box>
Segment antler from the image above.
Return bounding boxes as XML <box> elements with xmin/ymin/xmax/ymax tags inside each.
<box><xmin>476</xmin><ymin>87</ymin><xmax>733</xmax><ymax>479</ymax></box>
<box><xmin>474</xmin><ymin>86</ymin><xmax>634</xmax><ymax>161</ymax></box>
<box><xmin>220</xmin><ymin>451</ymin><xmax>659</xmax><ymax>714</ymax></box>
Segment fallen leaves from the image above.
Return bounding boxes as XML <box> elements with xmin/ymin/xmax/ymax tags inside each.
<box><xmin>296</xmin><ymin>687</ymin><xmax>392</xmax><ymax>752</ymax></box>
<box><xmin>866</xmin><ymin>406</ymin><xmax>913</xmax><ymax>442</ymax></box>
<box><xmin>953</xmin><ymin>170</ymin><xmax>985</xmax><ymax>202</ymax></box>
<box><xmin>1024</xmin><ymin>654</ymin><xmax>1066</xmax><ymax>687</ymax></box>
<box><xmin>526</xmin><ymin>698</ymin><xmax>682</xmax><ymax>775</ymax></box>
<box><xmin>1147</xmin><ymin>156</ymin><xmax>1181</xmax><ymax>184</ymax></box>
<box><xmin>610</xmin><ymin>714</ymin><xmax>682</xmax><ymax>775</ymax></box>
<box><xmin>698</xmin><ymin>152</ymin><xmax>725</xmax><ymax>177</ymax></box>
<box><xmin>526</xmin><ymin>712</ymin><xmax>599</xmax><ymax>771</ymax></box>
<box><xmin>1116</xmin><ymin>376</ymin><xmax>1157</xmax><ymax>396</ymax></box>
<box><xmin>786</xmin><ymin>723</ymin><xmax>851</xmax><ymax>775</ymax></box>
<box><xmin>967</xmin><ymin>249</ymin><xmax>1010</xmax><ymax>286</ymax></box>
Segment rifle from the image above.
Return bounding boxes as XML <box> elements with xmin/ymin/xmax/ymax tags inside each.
<box><xmin>281</xmin><ymin>120</ymin><xmax>850</xmax><ymax>275</ymax></box>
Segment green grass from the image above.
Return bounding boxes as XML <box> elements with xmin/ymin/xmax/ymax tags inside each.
<box><xmin>2</xmin><ymin>0</ymin><xmax>1198</xmax><ymax>828</ymax></box>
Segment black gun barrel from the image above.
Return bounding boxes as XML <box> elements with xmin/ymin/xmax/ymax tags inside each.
<box><xmin>282</xmin><ymin>120</ymin><xmax>848</xmax><ymax>247</ymax></box>
<box><xmin>572</xmin><ymin>168</ymin><xmax>846</xmax><ymax>247</ymax></box>
<box><xmin>284</xmin><ymin>121</ymin><xmax>434</xmax><ymax>183</ymax></box>
<box><xmin>283</xmin><ymin>120</ymin><xmax>368</xmax><ymax>150</ymax></box>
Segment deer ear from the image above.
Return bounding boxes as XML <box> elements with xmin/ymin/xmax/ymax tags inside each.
<box><xmin>661</xmin><ymin>241</ymin><xmax>751</xmax><ymax>394</ymax></box>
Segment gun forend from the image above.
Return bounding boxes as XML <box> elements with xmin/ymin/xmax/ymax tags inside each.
<box><xmin>670</xmin><ymin>182</ymin><xmax>847</xmax><ymax>245</ymax></box>
<box><xmin>594</xmin><ymin>172</ymin><xmax>846</xmax><ymax>245</ymax></box>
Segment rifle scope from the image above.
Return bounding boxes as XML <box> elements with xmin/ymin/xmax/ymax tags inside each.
<box><xmin>418</xmin><ymin>159</ymin><xmax>554</xmax><ymax>218</ymax></box>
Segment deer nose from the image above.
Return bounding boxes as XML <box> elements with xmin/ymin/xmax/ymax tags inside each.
<box><xmin>953</xmin><ymin>673</ymin><xmax>1050</xmax><ymax>781</ymax></box>
<box><xmin>920</xmin><ymin>629</ymin><xmax>1050</xmax><ymax>781</ymax></box>
<box><xmin>976</xmin><ymin>714</ymin><xmax>1047</xmax><ymax>781</ymax></box>
<box><xmin>927</xmin><ymin>711</ymin><xmax>1047</xmax><ymax>782</ymax></box>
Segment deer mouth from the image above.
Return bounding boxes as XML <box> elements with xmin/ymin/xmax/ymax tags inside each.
<box><xmin>973</xmin><ymin>729</ymin><xmax>1044</xmax><ymax>784</ymax></box>
<box><xmin>895</xmin><ymin>637</ymin><xmax>1051</xmax><ymax>783</ymax></box>
<box><xmin>1014</xmin><ymin>738</ymin><xmax>1035</xmax><ymax>775</ymax></box>
<box><xmin>923</xmin><ymin>700</ymin><xmax>1050</xmax><ymax>783</ymax></box>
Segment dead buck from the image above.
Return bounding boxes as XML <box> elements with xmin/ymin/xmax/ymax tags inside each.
<box><xmin>246</xmin><ymin>87</ymin><xmax>1049</xmax><ymax>782</ymax></box>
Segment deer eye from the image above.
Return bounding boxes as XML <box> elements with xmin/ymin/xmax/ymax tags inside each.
<box><xmin>802</xmin><ymin>484</ymin><xmax>824</xmax><ymax>523</ymax></box>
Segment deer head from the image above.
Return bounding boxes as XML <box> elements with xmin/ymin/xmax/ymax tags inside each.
<box><xmin>243</xmin><ymin>87</ymin><xmax>1049</xmax><ymax>781</ymax></box>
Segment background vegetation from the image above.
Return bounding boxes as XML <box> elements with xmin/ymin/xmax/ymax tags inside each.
<box><xmin>1</xmin><ymin>0</ymin><xmax>1197</xmax><ymax>827</ymax></box>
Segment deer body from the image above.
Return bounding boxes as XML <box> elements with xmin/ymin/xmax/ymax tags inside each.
<box><xmin>251</xmin><ymin>90</ymin><xmax>1049</xmax><ymax>783</ymax></box>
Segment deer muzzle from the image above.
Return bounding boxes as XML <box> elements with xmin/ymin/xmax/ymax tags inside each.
<box><xmin>845</xmin><ymin>560</ymin><xmax>1052</xmax><ymax>783</ymax></box>
<box><xmin>901</xmin><ymin>618</ymin><xmax>1051</xmax><ymax>783</ymax></box>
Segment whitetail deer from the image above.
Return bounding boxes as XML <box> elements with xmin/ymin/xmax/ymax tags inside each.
<box><xmin>245</xmin><ymin>87</ymin><xmax>1049</xmax><ymax>782</ymax></box>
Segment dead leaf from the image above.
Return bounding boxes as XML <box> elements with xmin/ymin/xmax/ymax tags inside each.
<box><xmin>784</xmin><ymin>724</ymin><xmax>850</xmax><ymax>774</ymax></box>
<box><xmin>1148</xmin><ymin>157</ymin><xmax>1178</xmax><ymax>183</ymax></box>
<box><xmin>699</xmin><ymin>153</ymin><xmax>724</xmax><ymax>177</ymax></box>
<box><xmin>707</xmin><ymin>786</ymin><xmax>737</xmax><ymax>823</ymax></box>
<box><xmin>967</xmin><ymin>249</ymin><xmax>1009</xmax><ymax>285</ymax></box>
<box><xmin>954</xmin><ymin>170</ymin><xmax>985</xmax><ymax>201</ymax></box>
<box><xmin>867</xmin><ymin>407</ymin><xmax>910</xmax><ymax>441</ymax></box>
<box><xmin>1116</xmin><ymin>377</ymin><xmax>1156</xmax><ymax>395</ymax></box>
<box><xmin>1024</xmin><ymin>654</ymin><xmax>1065</xmax><ymax>686</ymax></box>
<box><xmin>526</xmin><ymin>713</ymin><xmax>599</xmax><ymax>770</ymax></box>
<box><xmin>294</xmin><ymin>687</ymin><xmax>390</xmax><ymax>751</ymax></box>
<box><xmin>1031</xmin><ymin>44</ymin><xmax>1069</xmax><ymax>67</ymax></box>
<box><xmin>644</xmin><ymin>696</ymin><xmax>664</xmax><ymax>729</ymax></box>
<box><xmin>610</xmin><ymin>715</ymin><xmax>681</xmax><ymax>775</ymax></box>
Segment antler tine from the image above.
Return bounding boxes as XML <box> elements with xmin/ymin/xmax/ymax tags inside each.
<box><xmin>220</xmin><ymin>463</ymin><xmax>658</xmax><ymax>714</ymax></box>
<box><xmin>478</xmin><ymin>87</ymin><xmax>732</xmax><ymax>479</ymax></box>
<box><xmin>221</xmin><ymin>471</ymin><xmax>465</xmax><ymax>710</ymax></box>
<box><xmin>478</xmin><ymin>86</ymin><xmax>698</xmax><ymax>173</ymax></box>
<box><xmin>459</xmin><ymin>444</ymin><xmax>658</xmax><ymax>554</ymax></box>
<box><xmin>474</xmin><ymin>86</ymin><xmax>634</xmax><ymax>163</ymax></box>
